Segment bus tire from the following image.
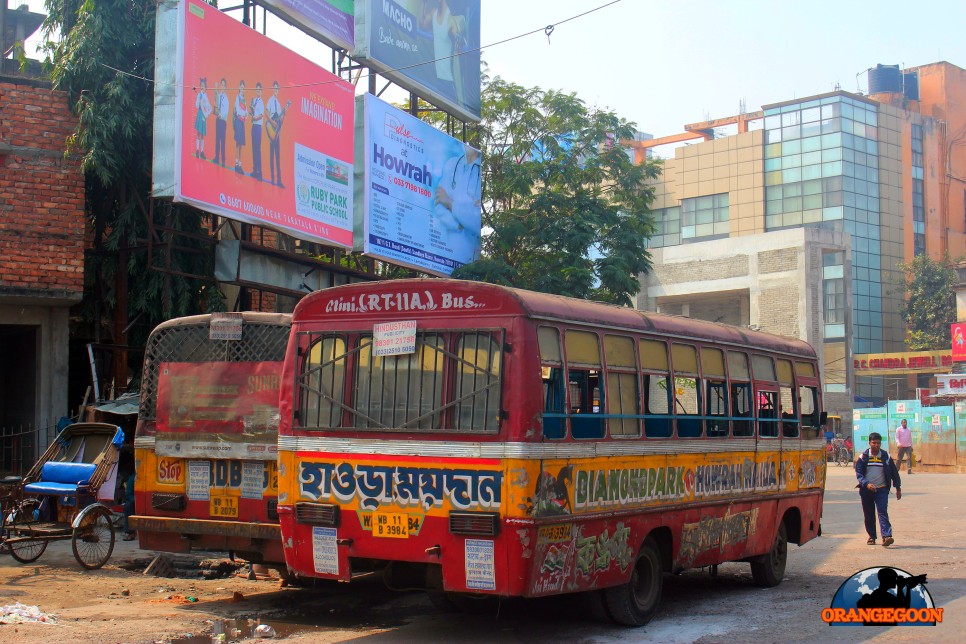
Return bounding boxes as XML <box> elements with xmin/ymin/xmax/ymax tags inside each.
<box><xmin>603</xmin><ymin>536</ymin><xmax>663</xmax><ymax>627</ymax></box>
<box><xmin>750</xmin><ymin>521</ymin><xmax>787</xmax><ymax>587</ymax></box>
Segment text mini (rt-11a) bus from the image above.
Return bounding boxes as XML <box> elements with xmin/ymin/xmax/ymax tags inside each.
<box><xmin>131</xmin><ymin>312</ymin><xmax>290</xmax><ymax>564</ymax></box>
<box><xmin>276</xmin><ymin>280</ymin><xmax>826</xmax><ymax>625</ymax></box>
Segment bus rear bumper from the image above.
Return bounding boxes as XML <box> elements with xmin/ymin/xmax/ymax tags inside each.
<box><xmin>130</xmin><ymin>516</ymin><xmax>281</xmax><ymax>540</ymax></box>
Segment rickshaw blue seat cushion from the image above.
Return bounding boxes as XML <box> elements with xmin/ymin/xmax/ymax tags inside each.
<box><xmin>24</xmin><ymin>462</ymin><xmax>97</xmax><ymax>496</ymax></box>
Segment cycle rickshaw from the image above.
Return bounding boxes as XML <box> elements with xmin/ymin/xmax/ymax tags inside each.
<box><xmin>1</xmin><ymin>422</ymin><xmax>124</xmax><ymax>569</ymax></box>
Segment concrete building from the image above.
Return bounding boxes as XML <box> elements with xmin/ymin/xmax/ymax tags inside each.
<box><xmin>629</xmin><ymin>62</ymin><xmax>966</xmax><ymax>420</ymax></box>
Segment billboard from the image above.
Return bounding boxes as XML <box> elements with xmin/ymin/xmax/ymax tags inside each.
<box><xmin>155</xmin><ymin>0</ymin><xmax>355</xmax><ymax>248</ymax></box>
<box><xmin>258</xmin><ymin>0</ymin><xmax>354</xmax><ymax>51</ymax></box>
<box><xmin>155</xmin><ymin>361</ymin><xmax>283</xmax><ymax>459</ymax></box>
<box><xmin>354</xmin><ymin>0</ymin><xmax>481</xmax><ymax>122</ymax></box>
<box><xmin>354</xmin><ymin>93</ymin><xmax>481</xmax><ymax>276</ymax></box>
<box><xmin>952</xmin><ymin>322</ymin><xmax>966</xmax><ymax>361</ymax></box>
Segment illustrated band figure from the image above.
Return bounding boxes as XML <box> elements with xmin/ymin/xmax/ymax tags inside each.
<box><xmin>212</xmin><ymin>77</ymin><xmax>229</xmax><ymax>167</ymax></box>
<box><xmin>250</xmin><ymin>82</ymin><xmax>265</xmax><ymax>181</ymax></box>
<box><xmin>266</xmin><ymin>80</ymin><xmax>289</xmax><ymax>188</ymax></box>
<box><xmin>193</xmin><ymin>77</ymin><xmax>211</xmax><ymax>159</ymax></box>
<box><xmin>233</xmin><ymin>80</ymin><xmax>248</xmax><ymax>174</ymax></box>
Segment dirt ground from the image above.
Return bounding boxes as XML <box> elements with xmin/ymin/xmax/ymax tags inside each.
<box><xmin>2</xmin><ymin>466</ymin><xmax>966</xmax><ymax>643</ymax></box>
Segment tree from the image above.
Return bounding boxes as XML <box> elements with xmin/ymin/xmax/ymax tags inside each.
<box><xmin>452</xmin><ymin>77</ymin><xmax>661</xmax><ymax>306</ymax></box>
<box><xmin>898</xmin><ymin>253</ymin><xmax>958</xmax><ymax>350</ymax></box>
<box><xmin>41</xmin><ymin>0</ymin><xmax>223</xmax><ymax>383</ymax></box>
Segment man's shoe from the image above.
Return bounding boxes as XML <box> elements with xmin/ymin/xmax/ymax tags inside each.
<box><xmin>883</xmin><ymin>536</ymin><xmax>894</xmax><ymax>547</ymax></box>
<box><xmin>867</xmin><ymin>538</ymin><xmax>876</xmax><ymax>545</ymax></box>
<box><xmin>909</xmin><ymin>470</ymin><xmax>913</xmax><ymax>474</ymax></box>
<box><xmin>123</xmin><ymin>532</ymin><xmax>137</xmax><ymax>542</ymax></box>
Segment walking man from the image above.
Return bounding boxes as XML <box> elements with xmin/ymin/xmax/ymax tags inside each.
<box><xmin>894</xmin><ymin>418</ymin><xmax>914</xmax><ymax>474</ymax></box>
<box><xmin>855</xmin><ymin>431</ymin><xmax>902</xmax><ymax>546</ymax></box>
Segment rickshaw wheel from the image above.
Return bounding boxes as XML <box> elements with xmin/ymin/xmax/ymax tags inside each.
<box><xmin>72</xmin><ymin>504</ymin><xmax>115</xmax><ymax>570</ymax></box>
<box><xmin>9</xmin><ymin>538</ymin><xmax>48</xmax><ymax>563</ymax></box>
<box><xmin>7</xmin><ymin>499</ymin><xmax>48</xmax><ymax>563</ymax></box>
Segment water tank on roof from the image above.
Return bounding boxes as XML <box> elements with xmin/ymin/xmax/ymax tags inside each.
<box><xmin>868</xmin><ymin>64</ymin><xmax>902</xmax><ymax>94</ymax></box>
<box><xmin>902</xmin><ymin>71</ymin><xmax>920</xmax><ymax>100</ymax></box>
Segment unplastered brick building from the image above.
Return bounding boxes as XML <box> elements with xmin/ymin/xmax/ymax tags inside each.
<box><xmin>0</xmin><ymin>72</ymin><xmax>84</xmax><ymax>448</ymax></box>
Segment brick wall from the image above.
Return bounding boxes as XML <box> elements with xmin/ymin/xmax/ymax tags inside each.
<box><xmin>0</xmin><ymin>77</ymin><xmax>84</xmax><ymax>298</ymax></box>
<box><xmin>651</xmin><ymin>255</ymin><xmax>749</xmax><ymax>284</ymax></box>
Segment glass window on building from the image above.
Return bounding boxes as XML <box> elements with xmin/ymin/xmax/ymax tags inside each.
<box><xmin>823</xmin><ymin>250</ymin><xmax>845</xmax><ymax>339</ymax></box>
<box><xmin>681</xmin><ymin>193</ymin><xmax>729</xmax><ymax>241</ymax></box>
<box><xmin>648</xmin><ymin>206</ymin><xmax>681</xmax><ymax>248</ymax></box>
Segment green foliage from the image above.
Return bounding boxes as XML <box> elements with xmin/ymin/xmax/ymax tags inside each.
<box><xmin>452</xmin><ymin>77</ymin><xmax>660</xmax><ymax>305</ymax></box>
<box><xmin>42</xmin><ymin>0</ymin><xmax>223</xmax><ymax>348</ymax></box>
<box><xmin>898</xmin><ymin>253</ymin><xmax>958</xmax><ymax>350</ymax></box>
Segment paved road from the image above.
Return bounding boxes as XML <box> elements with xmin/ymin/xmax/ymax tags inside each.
<box><xmin>3</xmin><ymin>465</ymin><xmax>964</xmax><ymax>642</ymax></box>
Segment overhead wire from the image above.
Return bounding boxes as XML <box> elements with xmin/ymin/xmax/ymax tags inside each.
<box><xmin>99</xmin><ymin>0</ymin><xmax>624</xmax><ymax>92</ymax></box>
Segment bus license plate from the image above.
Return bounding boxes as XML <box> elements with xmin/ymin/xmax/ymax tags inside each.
<box><xmin>373</xmin><ymin>512</ymin><xmax>409</xmax><ymax>538</ymax></box>
<box><xmin>210</xmin><ymin>495</ymin><xmax>238</xmax><ymax>518</ymax></box>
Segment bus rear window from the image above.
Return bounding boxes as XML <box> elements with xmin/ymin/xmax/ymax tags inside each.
<box><xmin>296</xmin><ymin>330</ymin><xmax>503</xmax><ymax>433</ymax></box>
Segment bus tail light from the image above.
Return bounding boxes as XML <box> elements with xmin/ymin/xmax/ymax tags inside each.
<box><xmin>295</xmin><ymin>502</ymin><xmax>340</xmax><ymax>527</ymax></box>
<box><xmin>151</xmin><ymin>493</ymin><xmax>186</xmax><ymax>511</ymax></box>
<box><xmin>449</xmin><ymin>512</ymin><xmax>499</xmax><ymax>537</ymax></box>
<box><xmin>267</xmin><ymin>500</ymin><xmax>278</xmax><ymax>521</ymax></box>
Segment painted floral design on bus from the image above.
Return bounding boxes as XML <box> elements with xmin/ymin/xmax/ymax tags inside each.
<box><xmin>678</xmin><ymin>508</ymin><xmax>759</xmax><ymax>566</ymax></box>
<box><xmin>530</xmin><ymin>521</ymin><xmax>633</xmax><ymax>594</ymax></box>
<box><xmin>298</xmin><ymin>461</ymin><xmax>503</xmax><ymax>511</ymax></box>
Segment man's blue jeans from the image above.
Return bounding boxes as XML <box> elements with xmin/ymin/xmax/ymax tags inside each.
<box><xmin>859</xmin><ymin>486</ymin><xmax>892</xmax><ymax>539</ymax></box>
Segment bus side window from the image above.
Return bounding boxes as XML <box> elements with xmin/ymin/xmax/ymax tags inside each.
<box><xmin>731</xmin><ymin>382</ymin><xmax>753</xmax><ymax>436</ymax></box>
<box><xmin>757</xmin><ymin>390</ymin><xmax>780</xmax><ymax>438</ymax></box>
<box><xmin>728</xmin><ymin>351</ymin><xmax>753</xmax><ymax>437</ymax></box>
<box><xmin>604</xmin><ymin>335</ymin><xmax>640</xmax><ymax>437</ymax></box>
<box><xmin>672</xmin><ymin>343</ymin><xmax>702</xmax><ymax>438</ymax></box>
<box><xmin>538</xmin><ymin>327</ymin><xmax>566</xmax><ymax>440</ymax></box>
<box><xmin>640</xmin><ymin>339</ymin><xmax>671</xmax><ymax>438</ymax></box>
<box><xmin>569</xmin><ymin>369</ymin><xmax>605</xmax><ymax>439</ymax></box>
<box><xmin>780</xmin><ymin>386</ymin><xmax>798</xmax><ymax>438</ymax></box>
<box><xmin>542</xmin><ymin>367</ymin><xmax>566</xmax><ymax>439</ymax></box>
<box><xmin>701</xmin><ymin>347</ymin><xmax>728</xmax><ymax>437</ymax></box>
<box><xmin>643</xmin><ymin>374</ymin><xmax>672</xmax><ymax>437</ymax></box>
<box><xmin>706</xmin><ymin>380</ymin><xmax>729</xmax><ymax>436</ymax></box>
<box><xmin>565</xmin><ymin>331</ymin><xmax>604</xmax><ymax>440</ymax></box>
<box><xmin>798</xmin><ymin>385</ymin><xmax>819</xmax><ymax>438</ymax></box>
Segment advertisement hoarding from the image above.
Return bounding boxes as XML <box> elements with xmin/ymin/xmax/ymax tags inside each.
<box><xmin>161</xmin><ymin>0</ymin><xmax>355</xmax><ymax>248</ymax></box>
<box><xmin>354</xmin><ymin>93</ymin><xmax>481</xmax><ymax>276</ymax></box>
<box><xmin>354</xmin><ymin>0</ymin><xmax>481</xmax><ymax>122</ymax></box>
<box><xmin>155</xmin><ymin>361</ymin><xmax>283</xmax><ymax>459</ymax></box>
<box><xmin>258</xmin><ymin>0</ymin><xmax>354</xmax><ymax>51</ymax></box>
<box><xmin>952</xmin><ymin>322</ymin><xmax>966</xmax><ymax>361</ymax></box>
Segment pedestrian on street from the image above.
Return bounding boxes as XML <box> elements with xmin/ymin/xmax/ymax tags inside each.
<box><xmin>894</xmin><ymin>418</ymin><xmax>914</xmax><ymax>474</ymax></box>
<box><xmin>855</xmin><ymin>431</ymin><xmax>902</xmax><ymax>547</ymax></box>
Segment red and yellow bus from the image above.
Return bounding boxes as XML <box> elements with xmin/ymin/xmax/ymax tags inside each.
<box><xmin>131</xmin><ymin>312</ymin><xmax>290</xmax><ymax>564</ymax></box>
<box><xmin>276</xmin><ymin>280</ymin><xmax>826</xmax><ymax>625</ymax></box>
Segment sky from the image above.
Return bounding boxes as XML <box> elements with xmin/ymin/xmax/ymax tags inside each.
<box><xmin>14</xmin><ymin>0</ymin><xmax>966</xmax><ymax>154</ymax></box>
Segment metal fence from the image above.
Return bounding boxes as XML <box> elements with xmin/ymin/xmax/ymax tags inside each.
<box><xmin>0</xmin><ymin>424</ymin><xmax>57</xmax><ymax>477</ymax></box>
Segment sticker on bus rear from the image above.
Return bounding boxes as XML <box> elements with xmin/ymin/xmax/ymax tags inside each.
<box><xmin>312</xmin><ymin>527</ymin><xmax>339</xmax><ymax>576</ymax></box>
<box><xmin>188</xmin><ymin>460</ymin><xmax>211</xmax><ymax>500</ymax></box>
<box><xmin>241</xmin><ymin>461</ymin><xmax>265</xmax><ymax>499</ymax></box>
<box><xmin>465</xmin><ymin>539</ymin><xmax>495</xmax><ymax>591</ymax></box>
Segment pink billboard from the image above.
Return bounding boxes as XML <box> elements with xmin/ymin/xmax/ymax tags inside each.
<box><xmin>176</xmin><ymin>0</ymin><xmax>354</xmax><ymax>247</ymax></box>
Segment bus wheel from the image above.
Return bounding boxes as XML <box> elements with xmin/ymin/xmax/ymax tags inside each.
<box><xmin>750</xmin><ymin>521</ymin><xmax>787</xmax><ymax>587</ymax></box>
<box><xmin>603</xmin><ymin>536</ymin><xmax>663</xmax><ymax>627</ymax></box>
